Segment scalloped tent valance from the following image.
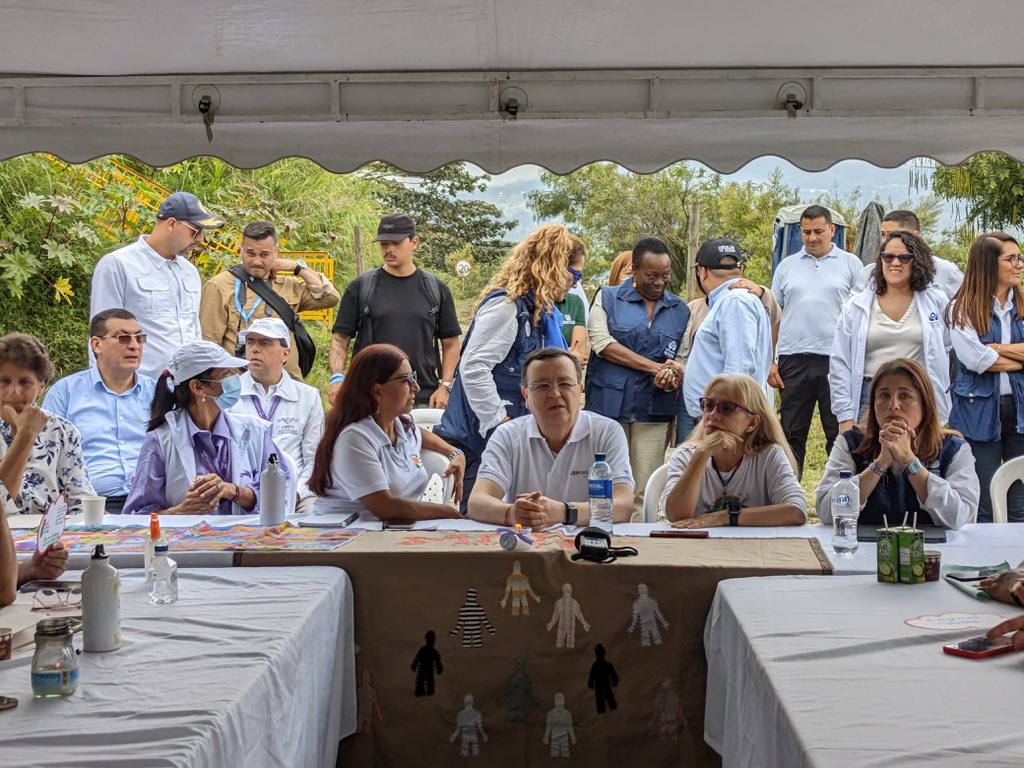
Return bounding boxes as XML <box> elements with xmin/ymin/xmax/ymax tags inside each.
<box><xmin>2</xmin><ymin>1</ymin><xmax>1023</xmax><ymax>173</ymax></box>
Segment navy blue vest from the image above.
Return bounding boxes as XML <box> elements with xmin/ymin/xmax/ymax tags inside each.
<box><xmin>949</xmin><ymin>308</ymin><xmax>1024</xmax><ymax>441</ymax></box>
<box><xmin>585</xmin><ymin>280</ymin><xmax>690</xmax><ymax>422</ymax></box>
<box><xmin>843</xmin><ymin>428</ymin><xmax>964</xmax><ymax>526</ymax></box>
<box><xmin>434</xmin><ymin>290</ymin><xmax>543</xmax><ymax>456</ymax></box>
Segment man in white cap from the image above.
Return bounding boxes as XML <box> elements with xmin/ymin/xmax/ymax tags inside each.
<box><xmin>90</xmin><ymin>191</ymin><xmax>225</xmax><ymax>379</ymax></box>
<box><xmin>228</xmin><ymin>318</ymin><xmax>324</xmax><ymax>515</ymax></box>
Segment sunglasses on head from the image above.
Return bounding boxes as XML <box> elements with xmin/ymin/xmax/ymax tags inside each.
<box><xmin>880</xmin><ymin>252</ymin><xmax>914</xmax><ymax>264</ymax></box>
<box><xmin>699</xmin><ymin>397</ymin><xmax>755</xmax><ymax>417</ymax></box>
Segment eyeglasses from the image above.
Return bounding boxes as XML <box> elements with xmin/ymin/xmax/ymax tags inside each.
<box><xmin>699</xmin><ymin>397</ymin><xmax>755</xmax><ymax>417</ymax></box>
<box><xmin>526</xmin><ymin>381</ymin><xmax>580</xmax><ymax>396</ymax></box>
<box><xmin>388</xmin><ymin>371</ymin><xmax>418</xmax><ymax>387</ymax></box>
<box><xmin>566</xmin><ymin>267</ymin><xmax>583</xmax><ymax>287</ymax></box>
<box><xmin>97</xmin><ymin>333</ymin><xmax>148</xmax><ymax>345</ymax></box>
<box><xmin>880</xmin><ymin>252</ymin><xmax>914</xmax><ymax>264</ymax></box>
<box><xmin>179</xmin><ymin>220</ymin><xmax>205</xmax><ymax>239</ymax></box>
<box><xmin>1001</xmin><ymin>254</ymin><xmax>1024</xmax><ymax>267</ymax></box>
<box><xmin>32</xmin><ymin>586</ymin><xmax>82</xmax><ymax>612</ymax></box>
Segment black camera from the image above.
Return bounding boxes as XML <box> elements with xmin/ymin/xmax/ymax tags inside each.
<box><xmin>234</xmin><ymin>341</ymin><xmax>247</xmax><ymax>358</ymax></box>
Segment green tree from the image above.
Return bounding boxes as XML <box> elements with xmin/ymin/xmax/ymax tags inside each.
<box><xmin>362</xmin><ymin>163</ymin><xmax>517</xmax><ymax>273</ymax></box>
<box><xmin>932</xmin><ymin>152</ymin><xmax>1024</xmax><ymax>231</ymax></box>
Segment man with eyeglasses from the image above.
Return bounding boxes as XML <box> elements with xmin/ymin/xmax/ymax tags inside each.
<box><xmin>90</xmin><ymin>191</ymin><xmax>225</xmax><ymax>379</ymax></box>
<box><xmin>770</xmin><ymin>205</ymin><xmax>862</xmax><ymax>479</ymax></box>
<box><xmin>852</xmin><ymin>210</ymin><xmax>964</xmax><ymax>300</ymax></box>
<box><xmin>43</xmin><ymin>309</ymin><xmax>156</xmax><ymax>513</ymax></box>
<box><xmin>683</xmin><ymin>238</ymin><xmax>774</xmax><ymax>425</ymax></box>
<box><xmin>468</xmin><ymin>348</ymin><xmax>633</xmax><ymax>529</ymax></box>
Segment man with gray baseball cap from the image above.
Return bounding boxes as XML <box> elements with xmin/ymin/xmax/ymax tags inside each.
<box><xmin>91</xmin><ymin>191</ymin><xmax>225</xmax><ymax>379</ymax></box>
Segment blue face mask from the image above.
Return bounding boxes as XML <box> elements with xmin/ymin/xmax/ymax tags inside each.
<box><xmin>213</xmin><ymin>374</ymin><xmax>242</xmax><ymax>410</ymax></box>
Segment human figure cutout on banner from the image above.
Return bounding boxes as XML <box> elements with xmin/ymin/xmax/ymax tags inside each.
<box><xmin>356</xmin><ymin>669</ymin><xmax>383</xmax><ymax>734</ymax></box>
<box><xmin>543</xmin><ymin>692</ymin><xmax>578</xmax><ymax>758</ymax></box>
<box><xmin>627</xmin><ymin>583</ymin><xmax>670</xmax><ymax>647</ymax></box>
<box><xmin>500</xmin><ymin>560</ymin><xmax>541</xmax><ymax>616</ymax></box>
<box><xmin>648</xmin><ymin>676</ymin><xmax>686</xmax><ymax>741</ymax></box>
<box><xmin>450</xmin><ymin>693</ymin><xmax>488</xmax><ymax>757</ymax></box>
<box><xmin>450</xmin><ymin>588</ymin><xmax>496</xmax><ymax>648</ymax></box>
<box><xmin>588</xmin><ymin>644</ymin><xmax>619</xmax><ymax>714</ymax></box>
<box><xmin>411</xmin><ymin>630</ymin><xmax>443</xmax><ymax>696</ymax></box>
<box><xmin>546</xmin><ymin>582</ymin><xmax>590</xmax><ymax>648</ymax></box>
<box><xmin>496</xmin><ymin>656</ymin><xmax>538</xmax><ymax>723</ymax></box>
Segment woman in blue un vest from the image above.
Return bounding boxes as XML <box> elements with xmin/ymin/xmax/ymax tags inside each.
<box><xmin>585</xmin><ymin>237</ymin><xmax>690</xmax><ymax>519</ymax></box>
<box><xmin>434</xmin><ymin>224</ymin><xmax>581</xmax><ymax>512</ymax></box>
<box><xmin>947</xmin><ymin>231</ymin><xmax>1024</xmax><ymax>521</ymax></box>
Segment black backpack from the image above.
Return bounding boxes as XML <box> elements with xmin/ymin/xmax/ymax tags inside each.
<box><xmin>355</xmin><ymin>267</ymin><xmax>442</xmax><ymax>351</ymax></box>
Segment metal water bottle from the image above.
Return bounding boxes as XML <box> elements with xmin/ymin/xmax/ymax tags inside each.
<box><xmin>82</xmin><ymin>544</ymin><xmax>121</xmax><ymax>653</ymax></box>
<box><xmin>260</xmin><ymin>453</ymin><xmax>287</xmax><ymax>525</ymax></box>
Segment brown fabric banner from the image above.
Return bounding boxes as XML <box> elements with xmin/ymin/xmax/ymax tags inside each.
<box><xmin>238</xmin><ymin>532</ymin><xmax>831</xmax><ymax>767</ymax></box>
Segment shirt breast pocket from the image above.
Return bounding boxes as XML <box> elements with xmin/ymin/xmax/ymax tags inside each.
<box><xmin>136</xmin><ymin>275</ymin><xmax>170</xmax><ymax>315</ymax></box>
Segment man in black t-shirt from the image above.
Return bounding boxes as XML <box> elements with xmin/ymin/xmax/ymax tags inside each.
<box><xmin>329</xmin><ymin>213</ymin><xmax>462</xmax><ymax>407</ymax></box>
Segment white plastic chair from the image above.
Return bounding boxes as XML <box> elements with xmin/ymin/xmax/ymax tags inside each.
<box><xmin>989</xmin><ymin>455</ymin><xmax>1024</xmax><ymax>523</ymax></box>
<box><xmin>421</xmin><ymin>449</ymin><xmax>456</xmax><ymax>503</ymax></box>
<box><xmin>642</xmin><ymin>464</ymin><xmax>669</xmax><ymax>523</ymax></box>
<box><xmin>410</xmin><ymin>408</ymin><xmax>445</xmax><ymax>430</ymax></box>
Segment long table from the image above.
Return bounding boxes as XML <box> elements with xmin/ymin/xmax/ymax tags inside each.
<box><xmin>705</xmin><ymin>574</ymin><xmax>1024</xmax><ymax>768</ymax></box>
<box><xmin>0</xmin><ymin>566</ymin><xmax>356</xmax><ymax>768</ymax></box>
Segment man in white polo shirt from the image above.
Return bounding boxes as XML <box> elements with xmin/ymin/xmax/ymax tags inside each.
<box><xmin>468</xmin><ymin>348</ymin><xmax>633</xmax><ymax>529</ymax></box>
<box><xmin>228</xmin><ymin>318</ymin><xmax>325</xmax><ymax>514</ymax></box>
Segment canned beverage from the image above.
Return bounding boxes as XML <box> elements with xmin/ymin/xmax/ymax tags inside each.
<box><xmin>876</xmin><ymin>528</ymin><xmax>899</xmax><ymax>583</ymax></box>
<box><xmin>897</xmin><ymin>527</ymin><xmax>925</xmax><ymax>584</ymax></box>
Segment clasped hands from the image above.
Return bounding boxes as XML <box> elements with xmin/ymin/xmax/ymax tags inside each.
<box><xmin>874</xmin><ymin>417</ymin><xmax>917</xmax><ymax>470</ymax></box>
<box><xmin>653</xmin><ymin>360</ymin><xmax>683</xmax><ymax>391</ymax></box>
<box><xmin>175</xmin><ymin>474</ymin><xmax>236</xmax><ymax>514</ymax></box>
<box><xmin>510</xmin><ymin>491</ymin><xmax>561</xmax><ymax>531</ymax></box>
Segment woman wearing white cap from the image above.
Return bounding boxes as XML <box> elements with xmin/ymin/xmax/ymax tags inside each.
<box><xmin>124</xmin><ymin>340</ymin><xmax>288</xmax><ymax>515</ymax></box>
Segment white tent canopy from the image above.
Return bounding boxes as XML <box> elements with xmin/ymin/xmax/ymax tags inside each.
<box><xmin>2</xmin><ymin>0</ymin><xmax>1024</xmax><ymax>173</ymax></box>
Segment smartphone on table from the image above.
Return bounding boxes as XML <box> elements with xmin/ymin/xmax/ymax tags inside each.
<box><xmin>382</xmin><ymin>519</ymin><xmax>416</xmax><ymax>531</ymax></box>
<box><xmin>946</xmin><ymin>569</ymin><xmax>999</xmax><ymax>582</ymax></box>
<box><xmin>0</xmin><ymin>696</ymin><xmax>17</xmax><ymax>712</ymax></box>
<box><xmin>943</xmin><ymin>635</ymin><xmax>1014</xmax><ymax>659</ymax></box>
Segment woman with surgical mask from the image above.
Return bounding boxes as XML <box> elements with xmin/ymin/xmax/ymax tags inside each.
<box><xmin>125</xmin><ymin>341</ymin><xmax>287</xmax><ymax>515</ymax></box>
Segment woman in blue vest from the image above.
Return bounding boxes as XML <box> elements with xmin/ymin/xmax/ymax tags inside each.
<box><xmin>816</xmin><ymin>358</ymin><xmax>978</xmax><ymax>530</ymax></box>
<box><xmin>435</xmin><ymin>224</ymin><xmax>581</xmax><ymax>511</ymax></box>
<box><xmin>585</xmin><ymin>237</ymin><xmax>690</xmax><ymax>519</ymax></box>
<box><xmin>947</xmin><ymin>232</ymin><xmax>1024</xmax><ymax>521</ymax></box>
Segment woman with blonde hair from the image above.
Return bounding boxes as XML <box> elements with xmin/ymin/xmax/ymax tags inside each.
<box><xmin>662</xmin><ymin>373</ymin><xmax>807</xmax><ymax>527</ymax></box>
<box><xmin>608</xmin><ymin>251</ymin><xmax>634</xmax><ymax>286</ymax></box>
<box><xmin>435</xmin><ymin>224</ymin><xmax>584</xmax><ymax>510</ymax></box>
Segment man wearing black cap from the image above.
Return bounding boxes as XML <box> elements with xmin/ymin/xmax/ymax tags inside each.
<box><xmin>329</xmin><ymin>213</ymin><xmax>462</xmax><ymax>407</ymax></box>
<box><xmin>90</xmin><ymin>191</ymin><xmax>225</xmax><ymax>379</ymax></box>
<box><xmin>682</xmin><ymin>238</ymin><xmax>774</xmax><ymax>420</ymax></box>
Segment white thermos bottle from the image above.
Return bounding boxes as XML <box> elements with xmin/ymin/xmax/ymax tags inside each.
<box><xmin>82</xmin><ymin>544</ymin><xmax>121</xmax><ymax>653</ymax></box>
<box><xmin>260</xmin><ymin>453</ymin><xmax>287</xmax><ymax>526</ymax></box>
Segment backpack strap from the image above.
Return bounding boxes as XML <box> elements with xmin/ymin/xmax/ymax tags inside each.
<box><xmin>354</xmin><ymin>267</ymin><xmax>381</xmax><ymax>346</ymax></box>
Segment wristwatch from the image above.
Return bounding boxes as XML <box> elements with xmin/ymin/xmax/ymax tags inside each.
<box><xmin>293</xmin><ymin>259</ymin><xmax>308</xmax><ymax>276</ymax></box>
<box><xmin>727</xmin><ymin>501</ymin><xmax>741</xmax><ymax>527</ymax></box>
<box><xmin>440</xmin><ymin>380</ymin><xmax>454</xmax><ymax>392</ymax></box>
<box><xmin>905</xmin><ymin>458</ymin><xmax>924</xmax><ymax>475</ymax></box>
<box><xmin>563</xmin><ymin>502</ymin><xmax>578</xmax><ymax>526</ymax></box>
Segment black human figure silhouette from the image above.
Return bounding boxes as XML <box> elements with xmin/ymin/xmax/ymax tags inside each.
<box><xmin>411</xmin><ymin>630</ymin><xmax>444</xmax><ymax>696</ymax></box>
<box><xmin>587</xmin><ymin>643</ymin><xmax>619</xmax><ymax>714</ymax></box>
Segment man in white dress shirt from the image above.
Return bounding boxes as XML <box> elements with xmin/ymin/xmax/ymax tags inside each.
<box><xmin>228</xmin><ymin>318</ymin><xmax>325</xmax><ymax>515</ymax></box>
<box><xmin>90</xmin><ymin>192</ymin><xmax>225</xmax><ymax>379</ymax></box>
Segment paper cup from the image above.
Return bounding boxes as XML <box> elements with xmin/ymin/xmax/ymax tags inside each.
<box><xmin>0</xmin><ymin>627</ymin><xmax>12</xmax><ymax>661</ymax></box>
<box><xmin>82</xmin><ymin>496</ymin><xmax>106</xmax><ymax>527</ymax></box>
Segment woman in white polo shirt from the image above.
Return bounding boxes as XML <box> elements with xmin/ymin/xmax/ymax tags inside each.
<box><xmin>310</xmin><ymin>344</ymin><xmax>465</xmax><ymax>521</ymax></box>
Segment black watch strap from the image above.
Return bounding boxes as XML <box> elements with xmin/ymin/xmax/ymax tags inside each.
<box><xmin>564</xmin><ymin>502</ymin><xmax>578</xmax><ymax>526</ymax></box>
<box><xmin>728</xmin><ymin>508</ymin><xmax>740</xmax><ymax>527</ymax></box>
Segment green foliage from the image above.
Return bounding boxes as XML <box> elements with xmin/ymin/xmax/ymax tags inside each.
<box><xmin>362</xmin><ymin>163</ymin><xmax>517</xmax><ymax>272</ymax></box>
<box><xmin>932</xmin><ymin>152</ymin><xmax>1024</xmax><ymax>232</ymax></box>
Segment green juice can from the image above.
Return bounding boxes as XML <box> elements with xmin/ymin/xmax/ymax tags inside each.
<box><xmin>876</xmin><ymin>528</ymin><xmax>899</xmax><ymax>583</ymax></box>
<box><xmin>897</xmin><ymin>527</ymin><xmax>925</xmax><ymax>584</ymax></box>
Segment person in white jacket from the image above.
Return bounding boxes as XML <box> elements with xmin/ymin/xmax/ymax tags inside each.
<box><xmin>830</xmin><ymin>231</ymin><xmax>951</xmax><ymax>431</ymax></box>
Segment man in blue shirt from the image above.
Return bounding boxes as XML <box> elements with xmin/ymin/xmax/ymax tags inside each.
<box><xmin>43</xmin><ymin>309</ymin><xmax>156</xmax><ymax>513</ymax></box>
<box><xmin>770</xmin><ymin>205</ymin><xmax>862</xmax><ymax>478</ymax></box>
<box><xmin>683</xmin><ymin>238</ymin><xmax>773</xmax><ymax>418</ymax></box>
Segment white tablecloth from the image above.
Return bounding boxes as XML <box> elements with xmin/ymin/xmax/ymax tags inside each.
<box><xmin>705</xmin><ymin>574</ymin><xmax>1024</xmax><ymax>768</ymax></box>
<box><xmin>0</xmin><ymin>566</ymin><xmax>356</xmax><ymax>768</ymax></box>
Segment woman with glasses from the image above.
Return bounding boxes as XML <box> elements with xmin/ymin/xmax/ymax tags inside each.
<box><xmin>662</xmin><ymin>374</ymin><xmax>806</xmax><ymax>527</ymax></box>
<box><xmin>555</xmin><ymin>249</ymin><xmax>589</xmax><ymax>364</ymax></box>
<box><xmin>816</xmin><ymin>358</ymin><xmax>978</xmax><ymax>529</ymax></box>
<box><xmin>310</xmin><ymin>344</ymin><xmax>465</xmax><ymax>521</ymax></box>
<box><xmin>0</xmin><ymin>333</ymin><xmax>95</xmax><ymax>515</ymax></box>
<box><xmin>435</xmin><ymin>224</ymin><xmax>579</xmax><ymax>511</ymax></box>
<box><xmin>947</xmin><ymin>232</ymin><xmax>1024</xmax><ymax>521</ymax></box>
<box><xmin>830</xmin><ymin>230</ymin><xmax>950</xmax><ymax>433</ymax></box>
<box><xmin>125</xmin><ymin>341</ymin><xmax>287</xmax><ymax>515</ymax></box>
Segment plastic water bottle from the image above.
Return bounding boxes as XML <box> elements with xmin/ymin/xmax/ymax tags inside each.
<box><xmin>82</xmin><ymin>544</ymin><xmax>121</xmax><ymax>653</ymax></box>
<box><xmin>260</xmin><ymin>453</ymin><xmax>287</xmax><ymax>525</ymax></box>
<box><xmin>588</xmin><ymin>453</ymin><xmax>614</xmax><ymax>534</ymax></box>
<box><xmin>830</xmin><ymin>471</ymin><xmax>860</xmax><ymax>556</ymax></box>
<box><xmin>148</xmin><ymin>542</ymin><xmax>178</xmax><ymax>605</ymax></box>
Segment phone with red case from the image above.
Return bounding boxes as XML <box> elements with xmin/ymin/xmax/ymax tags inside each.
<box><xmin>943</xmin><ymin>635</ymin><xmax>1014</xmax><ymax>659</ymax></box>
